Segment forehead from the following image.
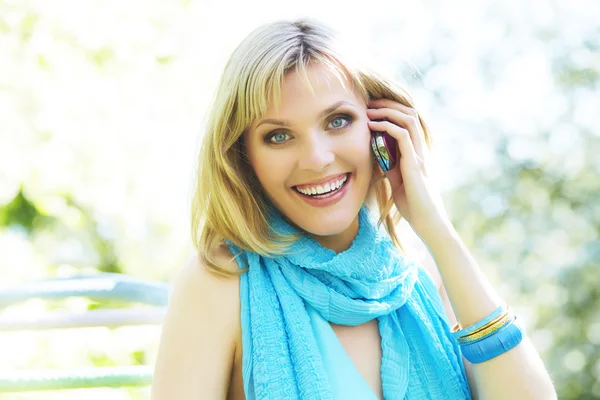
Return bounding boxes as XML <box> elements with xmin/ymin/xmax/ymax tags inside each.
<box><xmin>264</xmin><ymin>63</ymin><xmax>362</xmax><ymax>117</ymax></box>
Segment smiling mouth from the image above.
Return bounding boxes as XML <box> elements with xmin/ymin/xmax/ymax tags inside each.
<box><xmin>293</xmin><ymin>173</ymin><xmax>350</xmax><ymax>198</ymax></box>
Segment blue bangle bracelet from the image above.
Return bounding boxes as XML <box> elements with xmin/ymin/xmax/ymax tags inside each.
<box><xmin>451</xmin><ymin>303</ymin><xmax>507</xmax><ymax>339</ymax></box>
<box><xmin>460</xmin><ymin>315</ymin><xmax>526</xmax><ymax>364</ymax></box>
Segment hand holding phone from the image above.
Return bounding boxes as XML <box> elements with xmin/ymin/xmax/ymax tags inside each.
<box><xmin>370</xmin><ymin>128</ymin><xmax>398</xmax><ymax>172</ymax></box>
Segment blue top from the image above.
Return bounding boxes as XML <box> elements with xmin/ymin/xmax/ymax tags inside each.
<box><xmin>305</xmin><ymin>301</ymin><xmax>379</xmax><ymax>400</ymax></box>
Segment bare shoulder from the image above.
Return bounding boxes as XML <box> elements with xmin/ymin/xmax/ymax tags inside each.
<box><xmin>178</xmin><ymin>244</ymin><xmax>243</xmax><ymax>345</ymax></box>
<box><xmin>151</xmin><ymin>244</ymin><xmax>241</xmax><ymax>400</ymax></box>
<box><xmin>174</xmin><ymin>245</ymin><xmax>241</xmax><ymax>309</ymax></box>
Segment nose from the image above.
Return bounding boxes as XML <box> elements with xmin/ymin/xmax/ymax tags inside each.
<box><xmin>297</xmin><ymin>132</ymin><xmax>335</xmax><ymax>172</ymax></box>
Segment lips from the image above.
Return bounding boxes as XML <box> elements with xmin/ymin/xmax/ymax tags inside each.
<box><xmin>295</xmin><ymin>174</ymin><xmax>349</xmax><ymax>197</ymax></box>
<box><xmin>293</xmin><ymin>173</ymin><xmax>349</xmax><ymax>190</ymax></box>
<box><xmin>292</xmin><ymin>172</ymin><xmax>352</xmax><ymax>207</ymax></box>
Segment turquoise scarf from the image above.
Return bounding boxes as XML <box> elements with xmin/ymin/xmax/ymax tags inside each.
<box><xmin>226</xmin><ymin>204</ymin><xmax>472</xmax><ymax>399</ymax></box>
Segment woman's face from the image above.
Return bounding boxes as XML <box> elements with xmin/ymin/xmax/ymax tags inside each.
<box><xmin>243</xmin><ymin>63</ymin><xmax>373</xmax><ymax>251</ymax></box>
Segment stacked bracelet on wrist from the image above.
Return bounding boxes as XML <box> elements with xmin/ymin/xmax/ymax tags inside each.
<box><xmin>451</xmin><ymin>302</ymin><xmax>525</xmax><ymax>364</ymax></box>
<box><xmin>457</xmin><ymin>308</ymin><xmax>512</xmax><ymax>344</ymax></box>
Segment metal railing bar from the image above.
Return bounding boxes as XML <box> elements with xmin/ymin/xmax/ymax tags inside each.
<box><xmin>0</xmin><ymin>308</ymin><xmax>167</xmax><ymax>331</ymax></box>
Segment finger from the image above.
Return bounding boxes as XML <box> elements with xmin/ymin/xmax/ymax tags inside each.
<box><xmin>367</xmin><ymin>105</ymin><xmax>428</xmax><ymax>162</ymax></box>
<box><xmin>368</xmin><ymin>99</ymin><xmax>420</xmax><ymax>119</ymax></box>
<box><xmin>369</xmin><ymin>98</ymin><xmax>418</xmax><ymax>117</ymax></box>
<box><xmin>366</xmin><ymin>107</ymin><xmax>427</xmax><ymax>161</ymax></box>
<box><xmin>367</xmin><ymin>120</ymin><xmax>420</xmax><ymax>171</ymax></box>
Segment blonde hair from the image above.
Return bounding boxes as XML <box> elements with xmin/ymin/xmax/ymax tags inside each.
<box><xmin>191</xmin><ymin>17</ymin><xmax>433</xmax><ymax>277</ymax></box>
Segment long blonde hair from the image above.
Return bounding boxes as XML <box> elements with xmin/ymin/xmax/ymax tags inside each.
<box><xmin>191</xmin><ymin>17</ymin><xmax>433</xmax><ymax>277</ymax></box>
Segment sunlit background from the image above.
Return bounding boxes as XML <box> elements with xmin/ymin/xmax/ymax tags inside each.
<box><xmin>1</xmin><ymin>0</ymin><xmax>599</xmax><ymax>398</ymax></box>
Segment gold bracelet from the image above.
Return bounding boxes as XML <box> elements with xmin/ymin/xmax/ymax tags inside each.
<box><xmin>458</xmin><ymin>312</ymin><xmax>514</xmax><ymax>344</ymax></box>
<box><xmin>451</xmin><ymin>303</ymin><xmax>509</xmax><ymax>338</ymax></box>
<box><xmin>455</xmin><ymin>305</ymin><xmax>511</xmax><ymax>339</ymax></box>
<box><xmin>464</xmin><ymin>307</ymin><xmax>511</xmax><ymax>337</ymax></box>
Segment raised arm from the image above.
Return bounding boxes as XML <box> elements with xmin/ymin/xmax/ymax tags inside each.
<box><xmin>420</xmin><ymin>227</ymin><xmax>557</xmax><ymax>400</ymax></box>
<box><xmin>366</xmin><ymin>97</ymin><xmax>556</xmax><ymax>399</ymax></box>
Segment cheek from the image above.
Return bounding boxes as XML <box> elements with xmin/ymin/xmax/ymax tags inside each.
<box><xmin>344</xmin><ymin>124</ymin><xmax>373</xmax><ymax>165</ymax></box>
<box><xmin>249</xmin><ymin>148</ymin><xmax>293</xmax><ymax>190</ymax></box>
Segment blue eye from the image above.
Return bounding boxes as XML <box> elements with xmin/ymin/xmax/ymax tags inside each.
<box><xmin>267</xmin><ymin>132</ymin><xmax>291</xmax><ymax>144</ymax></box>
<box><xmin>264</xmin><ymin>114</ymin><xmax>353</xmax><ymax>145</ymax></box>
<box><xmin>331</xmin><ymin>114</ymin><xmax>352</xmax><ymax>129</ymax></box>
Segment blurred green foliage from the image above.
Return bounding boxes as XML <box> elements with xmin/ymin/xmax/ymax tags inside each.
<box><xmin>0</xmin><ymin>190</ymin><xmax>123</xmax><ymax>275</ymax></box>
<box><xmin>0</xmin><ymin>187</ymin><xmax>44</xmax><ymax>233</ymax></box>
<box><xmin>436</xmin><ymin>27</ymin><xmax>600</xmax><ymax>400</ymax></box>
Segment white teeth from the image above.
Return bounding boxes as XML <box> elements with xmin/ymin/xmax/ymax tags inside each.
<box><xmin>295</xmin><ymin>174</ymin><xmax>348</xmax><ymax>196</ymax></box>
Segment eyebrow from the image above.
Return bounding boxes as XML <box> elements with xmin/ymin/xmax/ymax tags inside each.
<box><xmin>255</xmin><ymin>100</ymin><xmax>356</xmax><ymax>129</ymax></box>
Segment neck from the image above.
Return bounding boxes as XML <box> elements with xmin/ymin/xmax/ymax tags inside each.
<box><xmin>308</xmin><ymin>214</ymin><xmax>360</xmax><ymax>254</ymax></box>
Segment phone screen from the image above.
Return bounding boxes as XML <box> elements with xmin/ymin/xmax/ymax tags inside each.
<box><xmin>371</xmin><ymin>131</ymin><xmax>398</xmax><ymax>172</ymax></box>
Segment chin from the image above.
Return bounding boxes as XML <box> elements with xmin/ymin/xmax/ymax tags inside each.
<box><xmin>277</xmin><ymin>201</ymin><xmax>362</xmax><ymax>239</ymax></box>
<box><xmin>297</xmin><ymin>218</ymin><xmax>351</xmax><ymax>237</ymax></box>
<box><xmin>265</xmin><ymin>171</ymin><xmax>370</xmax><ymax>238</ymax></box>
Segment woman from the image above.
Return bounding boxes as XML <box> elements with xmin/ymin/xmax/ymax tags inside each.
<box><xmin>151</xmin><ymin>18</ymin><xmax>557</xmax><ymax>399</ymax></box>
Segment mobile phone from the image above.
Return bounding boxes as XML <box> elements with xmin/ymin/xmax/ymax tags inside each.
<box><xmin>371</xmin><ymin>130</ymin><xmax>398</xmax><ymax>172</ymax></box>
